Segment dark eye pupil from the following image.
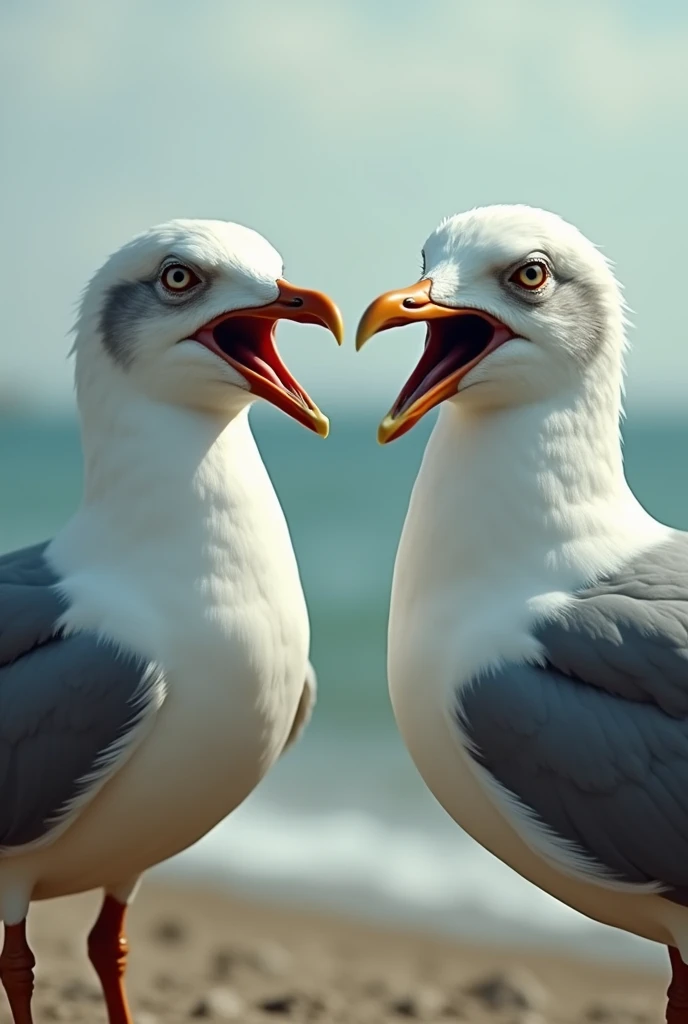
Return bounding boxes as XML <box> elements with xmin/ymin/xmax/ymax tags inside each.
<box><xmin>172</xmin><ymin>270</ymin><xmax>185</xmax><ymax>283</ymax></box>
<box><xmin>526</xmin><ymin>267</ymin><xmax>538</xmax><ymax>279</ymax></box>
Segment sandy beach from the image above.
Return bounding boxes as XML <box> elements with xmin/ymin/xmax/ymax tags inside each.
<box><xmin>5</xmin><ymin>879</ymin><xmax>669</xmax><ymax>1023</ymax></box>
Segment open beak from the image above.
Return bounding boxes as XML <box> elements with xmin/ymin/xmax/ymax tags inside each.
<box><xmin>192</xmin><ymin>279</ymin><xmax>343</xmax><ymax>437</ymax></box>
<box><xmin>356</xmin><ymin>279</ymin><xmax>515</xmax><ymax>443</ymax></box>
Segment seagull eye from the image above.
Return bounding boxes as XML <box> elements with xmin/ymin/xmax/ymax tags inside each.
<box><xmin>161</xmin><ymin>264</ymin><xmax>200</xmax><ymax>293</ymax></box>
<box><xmin>510</xmin><ymin>261</ymin><xmax>549</xmax><ymax>291</ymax></box>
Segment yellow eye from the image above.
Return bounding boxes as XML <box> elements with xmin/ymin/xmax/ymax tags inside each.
<box><xmin>161</xmin><ymin>264</ymin><xmax>200</xmax><ymax>292</ymax></box>
<box><xmin>510</xmin><ymin>261</ymin><xmax>549</xmax><ymax>291</ymax></box>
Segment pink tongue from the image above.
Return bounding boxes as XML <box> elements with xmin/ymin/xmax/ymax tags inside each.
<box><xmin>403</xmin><ymin>349</ymin><xmax>465</xmax><ymax>410</ymax></box>
<box><xmin>194</xmin><ymin>328</ymin><xmax>284</xmax><ymax>389</ymax></box>
<box><xmin>232</xmin><ymin>345</ymin><xmax>285</xmax><ymax>388</ymax></box>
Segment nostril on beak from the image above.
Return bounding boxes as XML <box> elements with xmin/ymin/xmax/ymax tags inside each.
<box><xmin>403</xmin><ymin>297</ymin><xmax>422</xmax><ymax>309</ymax></box>
<box><xmin>281</xmin><ymin>296</ymin><xmax>304</xmax><ymax>308</ymax></box>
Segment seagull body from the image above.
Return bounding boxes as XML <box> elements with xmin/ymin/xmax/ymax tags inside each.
<box><xmin>0</xmin><ymin>218</ymin><xmax>342</xmax><ymax>1023</ymax></box>
<box><xmin>389</xmin><ymin>402</ymin><xmax>675</xmax><ymax>944</ymax></box>
<box><xmin>6</xmin><ymin>414</ymin><xmax>308</xmax><ymax>898</ymax></box>
<box><xmin>357</xmin><ymin>205</ymin><xmax>688</xmax><ymax>1020</ymax></box>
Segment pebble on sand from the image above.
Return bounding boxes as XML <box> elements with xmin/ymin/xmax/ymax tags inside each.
<box><xmin>190</xmin><ymin>985</ymin><xmax>246</xmax><ymax>1019</ymax></box>
<box><xmin>465</xmin><ymin>969</ymin><xmax>548</xmax><ymax>1012</ymax></box>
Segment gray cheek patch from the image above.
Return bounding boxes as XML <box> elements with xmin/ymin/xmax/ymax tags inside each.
<box><xmin>503</xmin><ymin>275</ymin><xmax>611</xmax><ymax>369</ymax></box>
<box><xmin>98</xmin><ymin>276</ymin><xmax>213</xmax><ymax>370</ymax></box>
<box><xmin>548</xmin><ymin>279</ymin><xmax>610</xmax><ymax>367</ymax></box>
<box><xmin>99</xmin><ymin>279</ymin><xmax>160</xmax><ymax>369</ymax></box>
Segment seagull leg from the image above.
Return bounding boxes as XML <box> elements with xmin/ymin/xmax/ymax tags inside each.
<box><xmin>87</xmin><ymin>894</ymin><xmax>133</xmax><ymax>1024</ymax></box>
<box><xmin>0</xmin><ymin>920</ymin><xmax>35</xmax><ymax>1024</ymax></box>
<box><xmin>667</xmin><ymin>946</ymin><xmax>688</xmax><ymax>1023</ymax></box>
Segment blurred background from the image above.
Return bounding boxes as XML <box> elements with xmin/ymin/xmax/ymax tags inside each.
<box><xmin>2</xmin><ymin>0</ymin><xmax>688</xmax><ymax>966</ymax></box>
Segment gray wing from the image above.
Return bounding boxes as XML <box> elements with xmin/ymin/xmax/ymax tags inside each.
<box><xmin>282</xmin><ymin>661</ymin><xmax>317</xmax><ymax>753</ymax></box>
<box><xmin>0</xmin><ymin>542</ymin><xmax>64</xmax><ymax>664</ymax></box>
<box><xmin>0</xmin><ymin>543</ymin><xmax>166</xmax><ymax>853</ymax></box>
<box><xmin>459</xmin><ymin>532</ymin><xmax>688</xmax><ymax>902</ymax></box>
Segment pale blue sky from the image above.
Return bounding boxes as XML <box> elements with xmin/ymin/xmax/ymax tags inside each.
<box><xmin>2</xmin><ymin>0</ymin><xmax>688</xmax><ymax>414</ymax></box>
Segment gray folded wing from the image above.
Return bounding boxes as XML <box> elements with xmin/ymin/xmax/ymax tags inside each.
<box><xmin>0</xmin><ymin>542</ymin><xmax>64</xmax><ymax>664</ymax></box>
<box><xmin>458</xmin><ymin>532</ymin><xmax>688</xmax><ymax>902</ymax></box>
<box><xmin>0</xmin><ymin>543</ymin><xmax>166</xmax><ymax>854</ymax></box>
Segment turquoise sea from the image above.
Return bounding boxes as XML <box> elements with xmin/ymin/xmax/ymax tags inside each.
<box><xmin>3</xmin><ymin>409</ymin><xmax>688</xmax><ymax>965</ymax></box>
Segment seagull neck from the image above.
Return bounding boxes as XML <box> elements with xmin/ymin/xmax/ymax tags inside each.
<box><xmin>74</xmin><ymin>381</ymin><xmax>265</xmax><ymax>550</ymax></box>
<box><xmin>411</xmin><ymin>369</ymin><xmax>656</xmax><ymax>583</ymax></box>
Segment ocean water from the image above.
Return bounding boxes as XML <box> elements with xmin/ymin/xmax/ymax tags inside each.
<box><xmin>2</xmin><ymin>409</ymin><xmax>688</xmax><ymax>966</ymax></box>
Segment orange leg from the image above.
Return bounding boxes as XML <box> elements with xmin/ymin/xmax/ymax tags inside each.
<box><xmin>667</xmin><ymin>947</ymin><xmax>688</xmax><ymax>1024</ymax></box>
<box><xmin>87</xmin><ymin>895</ymin><xmax>133</xmax><ymax>1024</ymax></box>
<box><xmin>0</xmin><ymin>920</ymin><xmax>35</xmax><ymax>1024</ymax></box>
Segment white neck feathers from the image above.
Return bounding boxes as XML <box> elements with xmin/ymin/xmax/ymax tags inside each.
<box><xmin>398</xmin><ymin>344</ymin><xmax>665</xmax><ymax>599</ymax></box>
<box><xmin>50</xmin><ymin>335</ymin><xmax>294</xmax><ymax>602</ymax></box>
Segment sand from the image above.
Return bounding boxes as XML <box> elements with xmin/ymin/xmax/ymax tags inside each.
<box><xmin>2</xmin><ymin>880</ymin><xmax>670</xmax><ymax>1023</ymax></box>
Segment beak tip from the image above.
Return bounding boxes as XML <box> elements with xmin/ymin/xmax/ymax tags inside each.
<box><xmin>322</xmin><ymin>301</ymin><xmax>344</xmax><ymax>346</ymax></box>
<box><xmin>325</xmin><ymin>314</ymin><xmax>344</xmax><ymax>347</ymax></box>
<box><xmin>377</xmin><ymin>416</ymin><xmax>397</xmax><ymax>445</ymax></box>
<box><xmin>314</xmin><ymin>412</ymin><xmax>330</xmax><ymax>438</ymax></box>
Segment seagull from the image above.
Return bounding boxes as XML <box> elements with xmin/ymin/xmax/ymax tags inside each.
<box><xmin>0</xmin><ymin>218</ymin><xmax>343</xmax><ymax>1024</ymax></box>
<box><xmin>356</xmin><ymin>204</ymin><xmax>688</xmax><ymax>1023</ymax></box>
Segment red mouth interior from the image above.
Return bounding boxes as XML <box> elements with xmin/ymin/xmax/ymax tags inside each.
<box><xmin>211</xmin><ymin>316</ymin><xmax>309</xmax><ymax>405</ymax></box>
<box><xmin>392</xmin><ymin>313</ymin><xmax>498</xmax><ymax>417</ymax></box>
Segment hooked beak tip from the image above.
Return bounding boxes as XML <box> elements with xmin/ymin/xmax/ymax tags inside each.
<box><xmin>332</xmin><ymin>315</ymin><xmax>345</xmax><ymax>347</ymax></box>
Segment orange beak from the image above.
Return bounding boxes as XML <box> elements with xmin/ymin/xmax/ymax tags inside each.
<box><xmin>193</xmin><ymin>279</ymin><xmax>344</xmax><ymax>437</ymax></box>
<box><xmin>356</xmin><ymin>279</ymin><xmax>515</xmax><ymax>443</ymax></box>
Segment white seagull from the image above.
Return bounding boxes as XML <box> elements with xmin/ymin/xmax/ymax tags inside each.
<box><xmin>357</xmin><ymin>205</ymin><xmax>688</xmax><ymax>1023</ymax></box>
<box><xmin>0</xmin><ymin>218</ymin><xmax>343</xmax><ymax>1024</ymax></box>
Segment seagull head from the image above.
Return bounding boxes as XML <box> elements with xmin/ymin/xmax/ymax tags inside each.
<box><xmin>74</xmin><ymin>219</ymin><xmax>344</xmax><ymax>436</ymax></box>
<box><xmin>356</xmin><ymin>205</ymin><xmax>625</xmax><ymax>443</ymax></box>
